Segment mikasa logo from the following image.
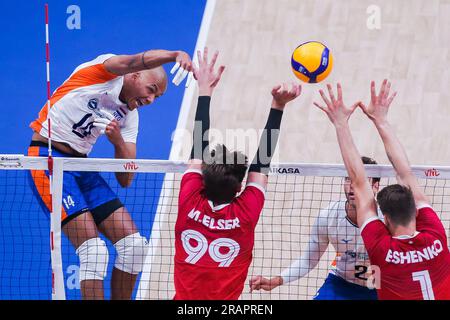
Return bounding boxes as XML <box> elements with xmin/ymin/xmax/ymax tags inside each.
<box><xmin>270</xmin><ymin>167</ymin><xmax>301</xmax><ymax>174</ymax></box>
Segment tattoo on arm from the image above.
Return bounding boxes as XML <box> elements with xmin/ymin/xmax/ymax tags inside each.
<box><xmin>141</xmin><ymin>51</ymin><xmax>150</xmax><ymax>69</ymax></box>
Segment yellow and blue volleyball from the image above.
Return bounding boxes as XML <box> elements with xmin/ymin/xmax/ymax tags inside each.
<box><xmin>291</xmin><ymin>41</ymin><xmax>333</xmax><ymax>83</ymax></box>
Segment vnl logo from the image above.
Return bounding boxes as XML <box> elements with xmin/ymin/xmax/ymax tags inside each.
<box><xmin>124</xmin><ymin>161</ymin><xmax>139</xmax><ymax>171</ymax></box>
<box><xmin>425</xmin><ymin>168</ymin><xmax>440</xmax><ymax>177</ymax></box>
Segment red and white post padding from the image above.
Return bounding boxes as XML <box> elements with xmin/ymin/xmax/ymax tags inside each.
<box><xmin>45</xmin><ymin>4</ymin><xmax>65</xmax><ymax>300</ymax></box>
<box><xmin>45</xmin><ymin>4</ymin><xmax>52</xmax><ymax>160</ymax></box>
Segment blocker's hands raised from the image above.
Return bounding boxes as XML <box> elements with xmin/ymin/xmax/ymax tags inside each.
<box><xmin>192</xmin><ymin>47</ymin><xmax>226</xmax><ymax>96</ymax></box>
<box><xmin>271</xmin><ymin>83</ymin><xmax>302</xmax><ymax>111</ymax></box>
<box><xmin>314</xmin><ymin>83</ymin><xmax>360</xmax><ymax>126</ymax></box>
<box><xmin>359</xmin><ymin>79</ymin><xmax>397</xmax><ymax>125</ymax></box>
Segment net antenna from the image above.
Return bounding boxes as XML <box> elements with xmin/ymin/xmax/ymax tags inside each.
<box><xmin>44</xmin><ymin>4</ymin><xmax>65</xmax><ymax>300</ymax></box>
<box><xmin>45</xmin><ymin>4</ymin><xmax>53</xmax><ymax>161</ymax></box>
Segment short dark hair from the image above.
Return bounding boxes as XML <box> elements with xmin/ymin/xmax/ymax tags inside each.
<box><xmin>202</xmin><ymin>144</ymin><xmax>248</xmax><ymax>204</ymax></box>
<box><xmin>361</xmin><ymin>156</ymin><xmax>381</xmax><ymax>184</ymax></box>
<box><xmin>376</xmin><ymin>184</ymin><xmax>416</xmax><ymax>226</ymax></box>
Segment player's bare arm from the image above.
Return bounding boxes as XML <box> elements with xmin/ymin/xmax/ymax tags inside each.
<box><xmin>359</xmin><ymin>80</ymin><xmax>429</xmax><ymax>205</ymax></box>
<box><xmin>104</xmin><ymin>49</ymin><xmax>192</xmax><ymax>76</ymax></box>
<box><xmin>247</xmin><ymin>83</ymin><xmax>302</xmax><ymax>189</ymax></box>
<box><xmin>188</xmin><ymin>47</ymin><xmax>225</xmax><ymax>171</ymax></box>
<box><xmin>314</xmin><ymin>84</ymin><xmax>377</xmax><ymax>227</ymax></box>
<box><xmin>102</xmin><ymin>118</ymin><xmax>136</xmax><ymax>187</ymax></box>
<box><xmin>249</xmin><ymin>275</ymin><xmax>283</xmax><ymax>292</ymax></box>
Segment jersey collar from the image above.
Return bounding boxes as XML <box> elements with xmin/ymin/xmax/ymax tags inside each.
<box><xmin>208</xmin><ymin>200</ymin><xmax>231</xmax><ymax>212</ymax></box>
<box><xmin>344</xmin><ymin>200</ymin><xmax>359</xmax><ymax>228</ymax></box>
<box><xmin>345</xmin><ymin>216</ymin><xmax>358</xmax><ymax>228</ymax></box>
<box><xmin>392</xmin><ymin>231</ymin><xmax>420</xmax><ymax>239</ymax></box>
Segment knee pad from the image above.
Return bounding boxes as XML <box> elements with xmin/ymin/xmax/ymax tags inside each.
<box><xmin>76</xmin><ymin>237</ymin><xmax>109</xmax><ymax>282</ymax></box>
<box><xmin>114</xmin><ymin>233</ymin><xmax>149</xmax><ymax>274</ymax></box>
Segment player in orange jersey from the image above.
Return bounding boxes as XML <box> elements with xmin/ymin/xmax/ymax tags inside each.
<box><xmin>28</xmin><ymin>49</ymin><xmax>192</xmax><ymax>299</ymax></box>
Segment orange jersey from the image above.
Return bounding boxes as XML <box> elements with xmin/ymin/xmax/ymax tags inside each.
<box><xmin>30</xmin><ymin>54</ymin><xmax>138</xmax><ymax>155</ymax></box>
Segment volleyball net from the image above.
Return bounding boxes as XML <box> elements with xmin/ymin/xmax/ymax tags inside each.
<box><xmin>1</xmin><ymin>155</ymin><xmax>449</xmax><ymax>300</ymax></box>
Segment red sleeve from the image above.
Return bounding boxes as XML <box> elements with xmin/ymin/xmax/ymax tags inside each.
<box><xmin>233</xmin><ymin>183</ymin><xmax>265</xmax><ymax>227</ymax></box>
<box><xmin>178</xmin><ymin>170</ymin><xmax>204</xmax><ymax>213</ymax></box>
<box><xmin>416</xmin><ymin>205</ymin><xmax>447</xmax><ymax>242</ymax></box>
<box><xmin>360</xmin><ymin>218</ymin><xmax>391</xmax><ymax>266</ymax></box>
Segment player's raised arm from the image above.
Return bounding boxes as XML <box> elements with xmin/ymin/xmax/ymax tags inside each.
<box><xmin>247</xmin><ymin>83</ymin><xmax>301</xmax><ymax>189</ymax></box>
<box><xmin>104</xmin><ymin>49</ymin><xmax>192</xmax><ymax>79</ymax></box>
<box><xmin>359</xmin><ymin>80</ymin><xmax>429</xmax><ymax>205</ymax></box>
<box><xmin>314</xmin><ymin>84</ymin><xmax>377</xmax><ymax>227</ymax></box>
<box><xmin>188</xmin><ymin>48</ymin><xmax>225</xmax><ymax>170</ymax></box>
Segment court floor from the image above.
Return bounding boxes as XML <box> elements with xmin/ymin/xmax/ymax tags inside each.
<box><xmin>139</xmin><ymin>0</ymin><xmax>450</xmax><ymax>299</ymax></box>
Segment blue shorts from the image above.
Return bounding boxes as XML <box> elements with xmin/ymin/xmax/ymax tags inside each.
<box><xmin>313</xmin><ymin>273</ymin><xmax>378</xmax><ymax>300</ymax></box>
<box><xmin>27</xmin><ymin>141</ymin><xmax>123</xmax><ymax>227</ymax></box>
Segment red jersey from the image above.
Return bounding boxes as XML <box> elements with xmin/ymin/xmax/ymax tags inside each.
<box><xmin>174</xmin><ymin>169</ymin><xmax>265</xmax><ymax>300</ymax></box>
<box><xmin>361</xmin><ymin>204</ymin><xmax>450</xmax><ymax>300</ymax></box>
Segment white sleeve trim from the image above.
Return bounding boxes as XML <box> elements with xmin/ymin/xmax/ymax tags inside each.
<box><xmin>416</xmin><ymin>202</ymin><xmax>432</xmax><ymax>210</ymax></box>
<box><xmin>183</xmin><ymin>169</ymin><xmax>203</xmax><ymax>175</ymax></box>
<box><xmin>360</xmin><ymin>216</ymin><xmax>381</xmax><ymax>233</ymax></box>
<box><xmin>246</xmin><ymin>182</ymin><xmax>266</xmax><ymax>197</ymax></box>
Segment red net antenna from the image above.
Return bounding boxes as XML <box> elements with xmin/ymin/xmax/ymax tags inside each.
<box><xmin>45</xmin><ymin>4</ymin><xmax>53</xmax><ymax>163</ymax></box>
<box><xmin>45</xmin><ymin>4</ymin><xmax>65</xmax><ymax>300</ymax></box>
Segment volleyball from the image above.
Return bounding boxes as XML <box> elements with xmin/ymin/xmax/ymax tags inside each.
<box><xmin>291</xmin><ymin>41</ymin><xmax>333</xmax><ymax>83</ymax></box>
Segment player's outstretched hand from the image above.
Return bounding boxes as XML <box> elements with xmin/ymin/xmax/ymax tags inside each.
<box><xmin>192</xmin><ymin>47</ymin><xmax>225</xmax><ymax>96</ymax></box>
<box><xmin>359</xmin><ymin>79</ymin><xmax>397</xmax><ymax>125</ymax></box>
<box><xmin>271</xmin><ymin>83</ymin><xmax>302</xmax><ymax>111</ymax></box>
<box><xmin>249</xmin><ymin>275</ymin><xmax>283</xmax><ymax>293</ymax></box>
<box><xmin>170</xmin><ymin>50</ymin><xmax>193</xmax><ymax>87</ymax></box>
<box><xmin>314</xmin><ymin>83</ymin><xmax>360</xmax><ymax>126</ymax></box>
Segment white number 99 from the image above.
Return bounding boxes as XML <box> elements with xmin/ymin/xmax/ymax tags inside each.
<box><xmin>181</xmin><ymin>229</ymin><xmax>208</xmax><ymax>264</ymax></box>
<box><xmin>209</xmin><ymin>238</ymin><xmax>240</xmax><ymax>267</ymax></box>
<box><xmin>181</xmin><ymin>229</ymin><xmax>240</xmax><ymax>267</ymax></box>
